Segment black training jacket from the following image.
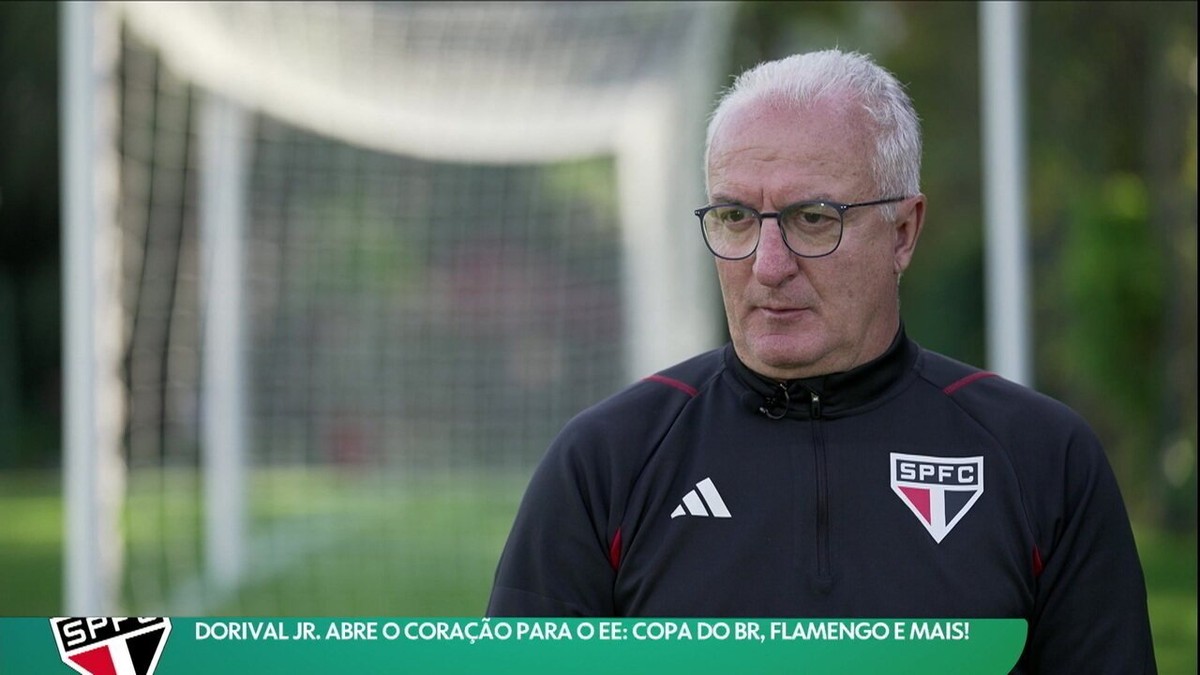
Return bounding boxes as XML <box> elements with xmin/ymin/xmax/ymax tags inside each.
<box><xmin>487</xmin><ymin>330</ymin><xmax>1156</xmax><ymax>674</ymax></box>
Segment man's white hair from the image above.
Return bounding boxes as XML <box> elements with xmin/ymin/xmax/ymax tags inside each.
<box><xmin>704</xmin><ymin>50</ymin><xmax>922</xmax><ymax>216</ymax></box>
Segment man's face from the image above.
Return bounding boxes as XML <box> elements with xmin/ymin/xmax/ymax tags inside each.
<box><xmin>706</xmin><ymin>97</ymin><xmax>924</xmax><ymax>380</ymax></box>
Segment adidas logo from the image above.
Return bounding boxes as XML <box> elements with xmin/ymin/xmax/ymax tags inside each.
<box><xmin>670</xmin><ymin>477</ymin><xmax>731</xmax><ymax>518</ymax></box>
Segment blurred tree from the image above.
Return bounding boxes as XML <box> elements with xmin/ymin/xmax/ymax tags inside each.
<box><xmin>0</xmin><ymin>1</ymin><xmax>60</xmax><ymax>467</ymax></box>
<box><xmin>1028</xmin><ymin>1</ymin><xmax>1197</xmax><ymax>530</ymax></box>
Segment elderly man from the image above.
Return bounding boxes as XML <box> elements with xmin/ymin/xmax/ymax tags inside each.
<box><xmin>488</xmin><ymin>50</ymin><xmax>1155</xmax><ymax>673</ymax></box>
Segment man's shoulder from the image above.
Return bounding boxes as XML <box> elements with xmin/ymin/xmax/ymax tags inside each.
<box><xmin>913</xmin><ymin>346</ymin><xmax>1094</xmax><ymax>441</ymax></box>
<box><xmin>529</xmin><ymin>347</ymin><xmax>725</xmax><ymax>484</ymax></box>
<box><xmin>551</xmin><ymin>346</ymin><xmax>725</xmax><ymax>453</ymax></box>
<box><xmin>576</xmin><ymin>346</ymin><xmax>725</xmax><ymax>423</ymax></box>
<box><xmin>639</xmin><ymin>345</ymin><xmax>728</xmax><ymax>399</ymax></box>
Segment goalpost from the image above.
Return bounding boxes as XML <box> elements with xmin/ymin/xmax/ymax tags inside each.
<box><xmin>64</xmin><ymin>1</ymin><xmax>733</xmax><ymax>615</ymax></box>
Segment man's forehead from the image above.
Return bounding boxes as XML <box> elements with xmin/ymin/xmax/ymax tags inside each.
<box><xmin>712</xmin><ymin>105</ymin><xmax>872</xmax><ymax>176</ymax></box>
<box><xmin>706</xmin><ymin>96</ymin><xmax>874</xmax><ymax>197</ymax></box>
<box><xmin>712</xmin><ymin>95</ymin><xmax>869</xmax><ymax>147</ymax></box>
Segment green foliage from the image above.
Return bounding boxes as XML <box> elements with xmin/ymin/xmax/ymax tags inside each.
<box><xmin>1052</xmin><ymin>175</ymin><xmax>1166</xmax><ymax>485</ymax></box>
<box><xmin>0</xmin><ymin>1</ymin><xmax>61</xmax><ymax>469</ymax></box>
<box><xmin>1024</xmin><ymin>2</ymin><xmax>1197</xmax><ymax>526</ymax></box>
<box><xmin>1135</xmin><ymin>524</ymin><xmax>1200</xmax><ymax>674</ymax></box>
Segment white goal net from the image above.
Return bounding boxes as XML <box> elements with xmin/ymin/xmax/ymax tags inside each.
<box><xmin>64</xmin><ymin>0</ymin><xmax>733</xmax><ymax>615</ymax></box>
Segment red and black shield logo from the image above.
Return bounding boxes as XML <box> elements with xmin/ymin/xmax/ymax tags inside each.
<box><xmin>891</xmin><ymin>452</ymin><xmax>985</xmax><ymax>543</ymax></box>
<box><xmin>50</xmin><ymin>617</ymin><xmax>171</xmax><ymax>675</ymax></box>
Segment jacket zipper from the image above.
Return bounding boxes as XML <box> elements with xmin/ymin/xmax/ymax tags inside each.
<box><xmin>810</xmin><ymin>391</ymin><xmax>833</xmax><ymax>593</ymax></box>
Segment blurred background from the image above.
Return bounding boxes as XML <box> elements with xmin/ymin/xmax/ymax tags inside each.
<box><xmin>0</xmin><ymin>1</ymin><xmax>1195</xmax><ymax>671</ymax></box>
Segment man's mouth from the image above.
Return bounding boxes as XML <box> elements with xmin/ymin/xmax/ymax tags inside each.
<box><xmin>757</xmin><ymin>305</ymin><xmax>808</xmax><ymax>318</ymax></box>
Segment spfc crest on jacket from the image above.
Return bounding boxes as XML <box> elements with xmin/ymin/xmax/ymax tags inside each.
<box><xmin>50</xmin><ymin>617</ymin><xmax>171</xmax><ymax>675</ymax></box>
<box><xmin>890</xmin><ymin>452</ymin><xmax>984</xmax><ymax>543</ymax></box>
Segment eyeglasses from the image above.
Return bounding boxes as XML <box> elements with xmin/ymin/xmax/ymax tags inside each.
<box><xmin>694</xmin><ymin>196</ymin><xmax>909</xmax><ymax>260</ymax></box>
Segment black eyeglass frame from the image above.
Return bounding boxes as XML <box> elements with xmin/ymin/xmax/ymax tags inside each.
<box><xmin>694</xmin><ymin>195</ymin><xmax>910</xmax><ymax>260</ymax></box>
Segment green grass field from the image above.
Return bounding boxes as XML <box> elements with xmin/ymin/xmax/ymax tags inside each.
<box><xmin>1</xmin><ymin>470</ymin><xmax>1195</xmax><ymax>672</ymax></box>
<box><xmin>0</xmin><ymin>468</ymin><xmax>525</xmax><ymax>617</ymax></box>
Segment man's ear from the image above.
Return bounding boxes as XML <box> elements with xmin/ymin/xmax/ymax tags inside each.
<box><xmin>893</xmin><ymin>194</ymin><xmax>926</xmax><ymax>275</ymax></box>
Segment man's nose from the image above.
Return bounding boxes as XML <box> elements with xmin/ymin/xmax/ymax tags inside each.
<box><xmin>752</xmin><ymin>217</ymin><xmax>799</xmax><ymax>286</ymax></box>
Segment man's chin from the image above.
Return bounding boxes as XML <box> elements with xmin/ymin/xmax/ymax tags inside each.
<box><xmin>741</xmin><ymin>337</ymin><xmax>826</xmax><ymax>380</ymax></box>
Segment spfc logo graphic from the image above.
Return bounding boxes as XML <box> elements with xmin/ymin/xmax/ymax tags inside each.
<box><xmin>51</xmin><ymin>617</ymin><xmax>171</xmax><ymax>675</ymax></box>
<box><xmin>890</xmin><ymin>453</ymin><xmax>984</xmax><ymax>543</ymax></box>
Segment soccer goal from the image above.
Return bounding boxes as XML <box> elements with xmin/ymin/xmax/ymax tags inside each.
<box><xmin>63</xmin><ymin>1</ymin><xmax>734</xmax><ymax>615</ymax></box>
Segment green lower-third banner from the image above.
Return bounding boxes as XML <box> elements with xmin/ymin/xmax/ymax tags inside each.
<box><xmin>1</xmin><ymin>617</ymin><xmax>1026</xmax><ymax>674</ymax></box>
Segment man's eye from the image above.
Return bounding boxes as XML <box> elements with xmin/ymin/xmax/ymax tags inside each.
<box><xmin>789</xmin><ymin>205</ymin><xmax>838</xmax><ymax>227</ymax></box>
<box><xmin>720</xmin><ymin>208</ymin><xmax>749</xmax><ymax>222</ymax></box>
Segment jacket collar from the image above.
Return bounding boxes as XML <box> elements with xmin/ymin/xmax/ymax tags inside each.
<box><xmin>724</xmin><ymin>325</ymin><xmax>918</xmax><ymax>420</ymax></box>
